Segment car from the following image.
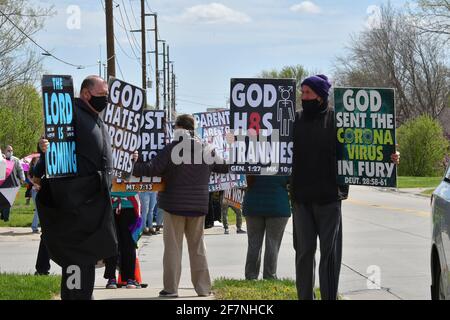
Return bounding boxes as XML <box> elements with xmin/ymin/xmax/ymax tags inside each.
<box><xmin>431</xmin><ymin>164</ymin><xmax>450</xmax><ymax>300</ymax></box>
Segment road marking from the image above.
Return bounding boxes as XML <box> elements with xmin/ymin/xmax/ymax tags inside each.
<box><xmin>347</xmin><ymin>198</ymin><xmax>430</xmax><ymax>217</ymax></box>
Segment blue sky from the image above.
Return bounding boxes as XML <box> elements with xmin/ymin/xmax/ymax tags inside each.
<box><xmin>31</xmin><ymin>0</ymin><xmax>408</xmax><ymax>114</ymax></box>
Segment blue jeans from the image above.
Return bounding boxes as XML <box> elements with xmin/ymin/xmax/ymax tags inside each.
<box><xmin>31</xmin><ymin>189</ymin><xmax>39</xmax><ymax>231</ymax></box>
<box><xmin>140</xmin><ymin>192</ymin><xmax>157</xmax><ymax>228</ymax></box>
<box><xmin>154</xmin><ymin>202</ymin><xmax>164</xmax><ymax>226</ymax></box>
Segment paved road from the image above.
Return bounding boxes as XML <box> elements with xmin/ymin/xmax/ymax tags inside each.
<box><xmin>0</xmin><ymin>186</ymin><xmax>433</xmax><ymax>300</ymax></box>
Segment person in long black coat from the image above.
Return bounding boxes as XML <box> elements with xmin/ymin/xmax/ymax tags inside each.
<box><xmin>35</xmin><ymin>75</ymin><xmax>118</xmax><ymax>300</ymax></box>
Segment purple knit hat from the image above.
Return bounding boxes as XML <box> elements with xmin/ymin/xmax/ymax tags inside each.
<box><xmin>300</xmin><ymin>74</ymin><xmax>332</xmax><ymax>100</ymax></box>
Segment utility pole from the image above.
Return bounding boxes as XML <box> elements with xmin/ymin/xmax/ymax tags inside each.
<box><xmin>105</xmin><ymin>0</ymin><xmax>116</xmax><ymax>78</ymax></box>
<box><xmin>140</xmin><ymin>0</ymin><xmax>147</xmax><ymax>104</ymax></box>
<box><xmin>162</xmin><ymin>42</ymin><xmax>167</xmax><ymax>115</ymax></box>
<box><xmin>166</xmin><ymin>45</ymin><xmax>171</xmax><ymax>120</ymax></box>
<box><xmin>147</xmin><ymin>14</ymin><xmax>159</xmax><ymax>109</ymax></box>
<box><xmin>171</xmin><ymin>69</ymin><xmax>176</xmax><ymax>119</ymax></box>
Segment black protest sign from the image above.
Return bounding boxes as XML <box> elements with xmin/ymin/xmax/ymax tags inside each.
<box><xmin>194</xmin><ymin>110</ymin><xmax>246</xmax><ymax>192</ymax></box>
<box><xmin>230</xmin><ymin>78</ymin><xmax>296</xmax><ymax>176</ymax></box>
<box><xmin>103</xmin><ymin>78</ymin><xmax>145</xmax><ymax>180</ymax></box>
<box><xmin>42</xmin><ymin>75</ymin><xmax>77</xmax><ymax>178</ymax></box>
<box><xmin>165</xmin><ymin>121</ymin><xmax>175</xmax><ymax>143</ymax></box>
<box><xmin>335</xmin><ymin>87</ymin><xmax>397</xmax><ymax>187</ymax></box>
<box><xmin>111</xmin><ymin>110</ymin><xmax>166</xmax><ymax>192</ymax></box>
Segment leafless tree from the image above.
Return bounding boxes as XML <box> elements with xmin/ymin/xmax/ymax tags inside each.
<box><xmin>411</xmin><ymin>0</ymin><xmax>450</xmax><ymax>37</ymax></box>
<box><xmin>334</xmin><ymin>4</ymin><xmax>450</xmax><ymax>123</ymax></box>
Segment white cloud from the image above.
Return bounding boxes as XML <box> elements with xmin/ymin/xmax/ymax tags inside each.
<box><xmin>164</xmin><ymin>2</ymin><xmax>251</xmax><ymax>24</ymax></box>
<box><xmin>290</xmin><ymin>1</ymin><xmax>321</xmax><ymax>14</ymax></box>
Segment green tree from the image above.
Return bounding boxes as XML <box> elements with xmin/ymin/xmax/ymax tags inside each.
<box><xmin>0</xmin><ymin>84</ymin><xmax>44</xmax><ymax>158</ymax></box>
<box><xmin>397</xmin><ymin>115</ymin><xmax>449</xmax><ymax>176</ymax></box>
<box><xmin>259</xmin><ymin>65</ymin><xmax>309</xmax><ymax>109</ymax></box>
<box><xmin>0</xmin><ymin>0</ymin><xmax>53</xmax><ymax>90</ymax></box>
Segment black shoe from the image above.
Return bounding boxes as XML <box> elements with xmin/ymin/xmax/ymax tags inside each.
<box><xmin>159</xmin><ymin>290</ymin><xmax>178</xmax><ymax>298</ymax></box>
<box><xmin>237</xmin><ymin>229</ymin><xmax>247</xmax><ymax>234</ymax></box>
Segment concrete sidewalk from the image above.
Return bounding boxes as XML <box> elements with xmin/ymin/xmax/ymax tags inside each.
<box><xmin>93</xmin><ymin>224</ymin><xmax>228</xmax><ymax>301</ymax></box>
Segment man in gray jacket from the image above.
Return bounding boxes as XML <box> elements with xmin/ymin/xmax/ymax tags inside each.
<box><xmin>132</xmin><ymin>114</ymin><xmax>229</xmax><ymax>298</ymax></box>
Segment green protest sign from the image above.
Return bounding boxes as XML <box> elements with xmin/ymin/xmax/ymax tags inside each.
<box><xmin>334</xmin><ymin>87</ymin><xmax>397</xmax><ymax>187</ymax></box>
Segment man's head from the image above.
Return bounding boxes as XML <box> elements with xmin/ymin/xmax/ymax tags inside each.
<box><xmin>5</xmin><ymin>145</ymin><xmax>13</xmax><ymax>159</ymax></box>
<box><xmin>175</xmin><ymin>114</ymin><xmax>196</xmax><ymax>131</ymax></box>
<box><xmin>301</xmin><ymin>74</ymin><xmax>331</xmax><ymax>102</ymax></box>
<box><xmin>300</xmin><ymin>75</ymin><xmax>331</xmax><ymax>116</ymax></box>
<box><xmin>80</xmin><ymin>75</ymin><xmax>108</xmax><ymax>113</ymax></box>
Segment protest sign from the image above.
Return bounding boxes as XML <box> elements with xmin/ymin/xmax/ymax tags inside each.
<box><xmin>229</xmin><ymin>78</ymin><xmax>296</xmax><ymax>176</ymax></box>
<box><xmin>194</xmin><ymin>110</ymin><xmax>246</xmax><ymax>192</ymax></box>
<box><xmin>223</xmin><ymin>187</ymin><xmax>245</xmax><ymax>210</ymax></box>
<box><xmin>0</xmin><ymin>158</ymin><xmax>6</xmax><ymax>181</ymax></box>
<box><xmin>334</xmin><ymin>87</ymin><xmax>396</xmax><ymax>187</ymax></box>
<box><xmin>104</xmin><ymin>78</ymin><xmax>145</xmax><ymax>180</ymax></box>
<box><xmin>105</xmin><ymin>107</ymin><xmax>166</xmax><ymax>192</ymax></box>
<box><xmin>165</xmin><ymin>121</ymin><xmax>175</xmax><ymax>143</ymax></box>
<box><xmin>42</xmin><ymin>75</ymin><xmax>77</xmax><ymax>178</ymax></box>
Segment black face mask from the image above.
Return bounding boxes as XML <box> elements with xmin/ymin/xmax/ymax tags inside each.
<box><xmin>302</xmin><ymin>99</ymin><xmax>327</xmax><ymax>117</ymax></box>
<box><xmin>89</xmin><ymin>95</ymin><xmax>108</xmax><ymax>113</ymax></box>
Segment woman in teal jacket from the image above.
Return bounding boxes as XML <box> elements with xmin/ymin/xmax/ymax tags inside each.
<box><xmin>242</xmin><ymin>175</ymin><xmax>291</xmax><ymax>280</ymax></box>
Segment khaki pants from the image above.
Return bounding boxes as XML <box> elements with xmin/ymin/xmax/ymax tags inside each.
<box><xmin>162</xmin><ymin>210</ymin><xmax>211</xmax><ymax>295</ymax></box>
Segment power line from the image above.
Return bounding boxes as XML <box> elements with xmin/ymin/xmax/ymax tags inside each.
<box><xmin>0</xmin><ymin>7</ymin><xmax>92</xmax><ymax>69</ymax></box>
<box><xmin>121</xmin><ymin>0</ymin><xmax>141</xmax><ymax>51</ymax></box>
<box><xmin>177</xmin><ymin>98</ymin><xmax>222</xmax><ymax>109</ymax></box>
<box><xmin>99</xmin><ymin>0</ymin><xmax>141</xmax><ymax>65</ymax></box>
<box><xmin>116</xmin><ymin>2</ymin><xmax>141</xmax><ymax>60</ymax></box>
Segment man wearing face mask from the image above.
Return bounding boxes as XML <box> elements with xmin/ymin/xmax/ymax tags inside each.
<box><xmin>0</xmin><ymin>145</ymin><xmax>25</xmax><ymax>222</ymax></box>
<box><xmin>34</xmin><ymin>75</ymin><xmax>117</xmax><ymax>300</ymax></box>
<box><xmin>291</xmin><ymin>75</ymin><xmax>398</xmax><ymax>300</ymax></box>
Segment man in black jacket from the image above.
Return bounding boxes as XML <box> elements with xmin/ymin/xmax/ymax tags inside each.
<box><xmin>35</xmin><ymin>75</ymin><xmax>117</xmax><ymax>300</ymax></box>
<box><xmin>292</xmin><ymin>75</ymin><xmax>399</xmax><ymax>300</ymax></box>
<box><xmin>132</xmin><ymin>114</ymin><xmax>229</xmax><ymax>298</ymax></box>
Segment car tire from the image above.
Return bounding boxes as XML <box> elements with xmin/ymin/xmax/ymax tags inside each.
<box><xmin>432</xmin><ymin>258</ymin><xmax>446</xmax><ymax>300</ymax></box>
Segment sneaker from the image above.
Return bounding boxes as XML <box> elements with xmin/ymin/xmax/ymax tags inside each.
<box><xmin>126</xmin><ymin>279</ymin><xmax>141</xmax><ymax>289</ymax></box>
<box><xmin>159</xmin><ymin>290</ymin><xmax>178</xmax><ymax>298</ymax></box>
<box><xmin>237</xmin><ymin>228</ymin><xmax>247</xmax><ymax>234</ymax></box>
<box><xmin>106</xmin><ymin>278</ymin><xmax>117</xmax><ymax>289</ymax></box>
<box><xmin>224</xmin><ymin>228</ymin><xmax>229</xmax><ymax>235</ymax></box>
<box><xmin>32</xmin><ymin>229</ymin><xmax>40</xmax><ymax>234</ymax></box>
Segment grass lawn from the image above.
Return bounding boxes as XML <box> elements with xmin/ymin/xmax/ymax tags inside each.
<box><xmin>421</xmin><ymin>188</ymin><xmax>435</xmax><ymax>196</ymax></box>
<box><xmin>225</xmin><ymin>207</ymin><xmax>246</xmax><ymax>227</ymax></box>
<box><xmin>397</xmin><ymin>176</ymin><xmax>442</xmax><ymax>189</ymax></box>
<box><xmin>0</xmin><ymin>273</ymin><xmax>61</xmax><ymax>300</ymax></box>
<box><xmin>0</xmin><ymin>186</ymin><xmax>35</xmax><ymax>228</ymax></box>
<box><xmin>212</xmin><ymin>278</ymin><xmax>321</xmax><ymax>300</ymax></box>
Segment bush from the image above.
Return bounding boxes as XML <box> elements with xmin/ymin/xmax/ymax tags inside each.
<box><xmin>397</xmin><ymin>115</ymin><xmax>449</xmax><ymax>177</ymax></box>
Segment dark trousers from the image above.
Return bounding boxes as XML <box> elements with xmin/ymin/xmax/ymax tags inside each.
<box><xmin>35</xmin><ymin>238</ymin><xmax>51</xmax><ymax>274</ymax></box>
<box><xmin>103</xmin><ymin>208</ymin><xmax>136</xmax><ymax>281</ymax></box>
<box><xmin>60</xmin><ymin>264</ymin><xmax>95</xmax><ymax>300</ymax></box>
<box><xmin>1</xmin><ymin>207</ymin><xmax>10</xmax><ymax>222</ymax></box>
<box><xmin>293</xmin><ymin>201</ymin><xmax>342</xmax><ymax>300</ymax></box>
<box><xmin>245</xmin><ymin>216</ymin><xmax>289</xmax><ymax>280</ymax></box>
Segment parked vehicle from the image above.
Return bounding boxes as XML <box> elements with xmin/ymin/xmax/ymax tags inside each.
<box><xmin>431</xmin><ymin>165</ymin><xmax>450</xmax><ymax>300</ymax></box>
